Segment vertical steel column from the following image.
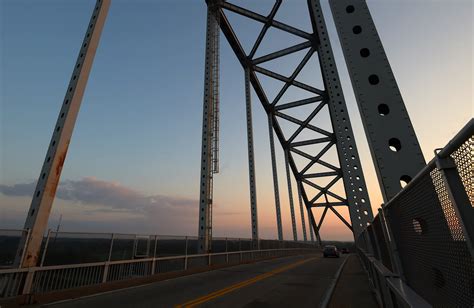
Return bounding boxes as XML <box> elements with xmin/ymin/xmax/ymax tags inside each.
<box><xmin>307</xmin><ymin>207</ymin><xmax>320</xmax><ymax>245</ymax></box>
<box><xmin>308</xmin><ymin>0</ymin><xmax>374</xmax><ymax>238</ymax></box>
<box><xmin>15</xmin><ymin>0</ymin><xmax>110</xmax><ymax>268</ymax></box>
<box><xmin>198</xmin><ymin>2</ymin><xmax>220</xmax><ymax>254</ymax></box>
<box><xmin>284</xmin><ymin>150</ymin><xmax>297</xmax><ymax>241</ymax></box>
<box><xmin>244</xmin><ymin>68</ymin><xmax>259</xmax><ymax>243</ymax></box>
<box><xmin>268</xmin><ymin>114</ymin><xmax>283</xmax><ymax>240</ymax></box>
<box><xmin>329</xmin><ymin>0</ymin><xmax>426</xmax><ymax>202</ymax></box>
<box><xmin>297</xmin><ymin>181</ymin><xmax>308</xmax><ymax>241</ymax></box>
<box><xmin>307</xmin><ymin>207</ymin><xmax>315</xmax><ymax>243</ymax></box>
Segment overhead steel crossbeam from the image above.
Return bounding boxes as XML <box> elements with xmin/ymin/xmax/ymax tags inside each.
<box><xmin>213</xmin><ymin>0</ymin><xmax>374</xmax><ymax>243</ymax></box>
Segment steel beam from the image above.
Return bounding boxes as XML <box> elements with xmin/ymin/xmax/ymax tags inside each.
<box><xmin>316</xmin><ymin>206</ymin><xmax>329</xmax><ymax>233</ymax></box>
<box><xmin>275</xmin><ymin>96</ymin><xmax>323</xmax><ymax>111</ymax></box>
<box><xmin>15</xmin><ymin>0</ymin><xmax>110</xmax><ymax>268</ymax></box>
<box><xmin>253</xmin><ymin>41</ymin><xmax>312</xmax><ymax>65</ymax></box>
<box><xmin>254</xmin><ymin>66</ymin><xmax>324</xmax><ymax>95</ymax></box>
<box><xmin>198</xmin><ymin>3</ymin><xmax>220</xmax><ymax>253</ymax></box>
<box><xmin>248</xmin><ymin>0</ymin><xmax>281</xmax><ymax>59</ymax></box>
<box><xmin>244</xmin><ymin>68</ymin><xmax>259</xmax><ymax>242</ymax></box>
<box><xmin>284</xmin><ymin>150</ymin><xmax>298</xmax><ymax>241</ymax></box>
<box><xmin>297</xmin><ymin>182</ymin><xmax>308</xmax><ymax>241</ymax></box>
<box><xmin>329</xmin><ymin>0</ymin><xmax>426</xmax><ymax>202</ymax></box>
<box><xmin>218</xmin><ymin>0</ymin><xmax>373</xmax><ymax>242</ymax></box>
<box><xmin>268</xmin><ymin>114</ymin><xmax>283</xmax><ymax>240</ymax></box>
<box><xmin>220</xmin><ymin>1</ymin><xmax>312</xmax><ymax>40</ymax></box>
<box><xmin>308</xmin><ymin>0</ymin><xmax>374</xmax><ymax>236</ymax></box>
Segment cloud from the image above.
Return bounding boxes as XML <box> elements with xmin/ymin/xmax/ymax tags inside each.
<box><xmin>0</xmin><ymin>177</ymin><xmax>205</xmax><ymax>235</ymax></box>
<box><xmin>0</xmin><ymin>177</ymin><xmax>197</xmax><ymax>215</ymax></box>
<box><xmin>0</xmin><ymin>182</ymin><xmax>36</xmax><ymax>197</ymax></box>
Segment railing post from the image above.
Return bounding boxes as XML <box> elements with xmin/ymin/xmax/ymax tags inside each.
<box><xmin>363</xmin><ymin>229</ymin><xmax>372</xmax><ymax>255</ymax></box>
<box><xmin>369</xmin><ymin>226</ymin><xmax>382</xmax><ymax>260</ymax></box>
<box><xmin>107</xmin><ymin>233</ymin><xmax>115</xmax><ymax>262</ymax></box>
<box><xmin>436</xmin><ymin>154</ymin><xmax>474</xmax><ymax>257</ymax></box>
<box><xmin>102</xmin><ymin>262</ymin><xmax>109</xmax><ymax>283</ymax></box>
<box><xmin>379</xmin><ymin>208</ymin><xmax>405</xmax><ymax>279</ymax></box>
<box><xmin>185</xmin><ymin>236</ymin><xmax>188</xmax><ymax>270</ymax></box>
<box><xmin>40</xmin><ymin>229</ymin><xmax>52</xmax><ymax>267</ymax></box>
<box><xmin>239</xmin><ymin>238</ymin><xmax>242</xmax><ymax>262</ymax></box>
<box><xmin>153</xmin><ymin>235</ymin><xmax>158</xmax><ymax>258</ymax></box>
<box><xmin>225</xmin><ymin>237</ymin><xmax>228</xmax><ymax>263</ymax></box>
<box><xmin>151</xmin><ymin>235</ymin><xmax>158</xmax><ymax>275</ymax></box>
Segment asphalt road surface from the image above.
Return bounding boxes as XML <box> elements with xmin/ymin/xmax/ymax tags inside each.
<box><xmin>45</xmin><ymin>253</ymin><xmax>348</xmax><ymax>308</ymax></box>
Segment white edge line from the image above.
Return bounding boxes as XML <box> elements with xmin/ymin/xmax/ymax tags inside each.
<box><xmin>319</xmin><ymin>254</ymin><xmax>350</xmax><ymax>308</ymax></box>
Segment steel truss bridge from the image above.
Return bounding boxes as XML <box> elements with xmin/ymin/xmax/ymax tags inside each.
<box><xmin>1</xmin><ymin>0</ymin><xmax>473</xmax><ymax>307</ymax></box>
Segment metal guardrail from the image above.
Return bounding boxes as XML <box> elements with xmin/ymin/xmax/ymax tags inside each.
<box><xmin>357</xmin><ymin>119</ymin><xmax>473</xmax><ymax>307</ymax></box>
<box><xmin>0</xmin><ymin>229</ymin><xmax>29</xmax><ymax>269</ymax></box>
<box><xmin>1</xmin><ymin>230</ymin><xmax>316</xmax><ymax>268</ymax></box>
<box><xmin>0</xmin><ymin>248</ymin><xmax>314</xmax><ymax>298</ymax></box>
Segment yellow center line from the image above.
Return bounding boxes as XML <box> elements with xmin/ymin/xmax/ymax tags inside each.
<box><xmin>175</xmin><ymin>256</ymin><xmax>317</xmax><ymax>308</ymax></box>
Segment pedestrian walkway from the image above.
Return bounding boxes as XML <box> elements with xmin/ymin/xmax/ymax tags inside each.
<box><xmin>328</xmin><ymin>254</ymin><xmax>379</xmax><ymax>308</ymax></box>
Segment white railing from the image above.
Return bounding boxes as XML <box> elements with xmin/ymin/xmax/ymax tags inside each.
<box><xmin>0</xmin><ymin>248</ymin><xmax>315</xmax><ymax>299</ymax></box>
<box><xmin>0</xmin><ymin>230</ymin><xmax>316</xmax><ymax>269</ymax></box>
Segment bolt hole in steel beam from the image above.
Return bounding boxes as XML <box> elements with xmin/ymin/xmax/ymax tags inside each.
<box><xmin>352</xmin><ymin>25</ymin><xmax>362</xmax><ymax>34</ymax></box>
<box><xmin>389</xmin><ymin>138</ymin><xmax>401</xmax><ymax>152</ymax></box>
<box><xmin>360</xmin><ymin>48</ymin><xmax>370</xmax><ymax>57</ymax></box>
<box><xmin>399</xmin><ymin>175</ymin><xmax>412</xmax><ymax>188</ymax></box>
<box><xmin>378</xmin><ymin>104</ymin><xmax>390</xmax><ymax>116</ymax></box>
<box><xmin>368</xmin><ymin>74</ymin><xmax>379</xmax><ymax>85</ymax></box>
<box><xmin>346</xmin><ymin>5</ymin><xmax>355</xmax><ymax>13</ymax></box>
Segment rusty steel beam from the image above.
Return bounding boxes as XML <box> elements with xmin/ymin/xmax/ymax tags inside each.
<box><xmin>15</xmin><ymin>0</ymin><xmax>110</xmax><ymax>268</ymax></box>
<box><xmin>198</xmin><ymin>2</ymin><xmax>220</xmax><ymax>254</ymax></box>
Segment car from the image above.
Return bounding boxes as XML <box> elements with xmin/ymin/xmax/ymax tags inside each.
<box><xmin>323</xmin><ymin>245</ymin><xmax>340</xmax><ymax>258</ymax></box>
<box><xmin>341</xmin><ymin>248</ymin><xmax>350</xmax><ymax>254</ymax></box>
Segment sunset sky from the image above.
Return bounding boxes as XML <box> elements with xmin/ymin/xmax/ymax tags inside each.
<box><xmin>0</xmin><ymin>0</ymin><xmax>472</xmax><ymax>241</ymax></box>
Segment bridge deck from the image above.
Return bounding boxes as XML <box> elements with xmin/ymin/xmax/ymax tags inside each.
<box><xmin>329</xmin><ymin>254</ymin><xmax>378</xmax><ymax>308</ymax></box>
<box><xmin>43</xmin><ymin>253</ymin><xmax>354</xmax><ymax>307</ymax></box>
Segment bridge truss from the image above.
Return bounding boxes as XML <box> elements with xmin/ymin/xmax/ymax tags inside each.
<box><xmin>199</xmin><ymin>0</ymin><xmax>377</xmax><ymax>252</ymax></box>
<box><xmin>16</xmin><ymin>0</ymin><xmax>428</xmax><ymax>261</ymax></box>
<box><xmin>6</xmin><ymin>1</ymin><xmax>473</xmax><ymax>306</ymax></box>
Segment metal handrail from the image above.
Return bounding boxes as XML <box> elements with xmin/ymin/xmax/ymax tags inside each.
<box><xmin>0</xmin><ymin>247</ymin><xmax>315</xmax><ymax>274</ymax></box>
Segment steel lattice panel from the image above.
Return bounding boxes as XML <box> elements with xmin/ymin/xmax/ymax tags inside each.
<box><xmin>451</xmin><ymin>136</ymin><xmax>474</xmax><ymax>207</ymax></box>
<box><xmin>385</xmin><ymin>166</ymin><xmax>473</xmax><ymax>307</ymax></box>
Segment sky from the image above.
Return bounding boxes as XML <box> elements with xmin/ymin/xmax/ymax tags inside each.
<box><xmin>0</xmin><ymin>0</ymin><xmax>472</xmax><ymax>241</ymax></box>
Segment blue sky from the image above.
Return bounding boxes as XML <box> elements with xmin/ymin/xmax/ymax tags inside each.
<box><xmin>0</xmin><ymin>0</ymin><xmax>472</xmax><ymax>240</ymax></box>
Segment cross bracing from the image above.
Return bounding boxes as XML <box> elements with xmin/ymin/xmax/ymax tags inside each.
<box><xmin>209</xmin><ymin>0</ymin><xmax>375</xmax><ymax>245</ymax></box>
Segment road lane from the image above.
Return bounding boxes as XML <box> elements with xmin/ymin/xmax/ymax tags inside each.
<box><xmin>46</xmin><ymin>254</ymin><xmax>347</xmax><ymax>308</ymax></box>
